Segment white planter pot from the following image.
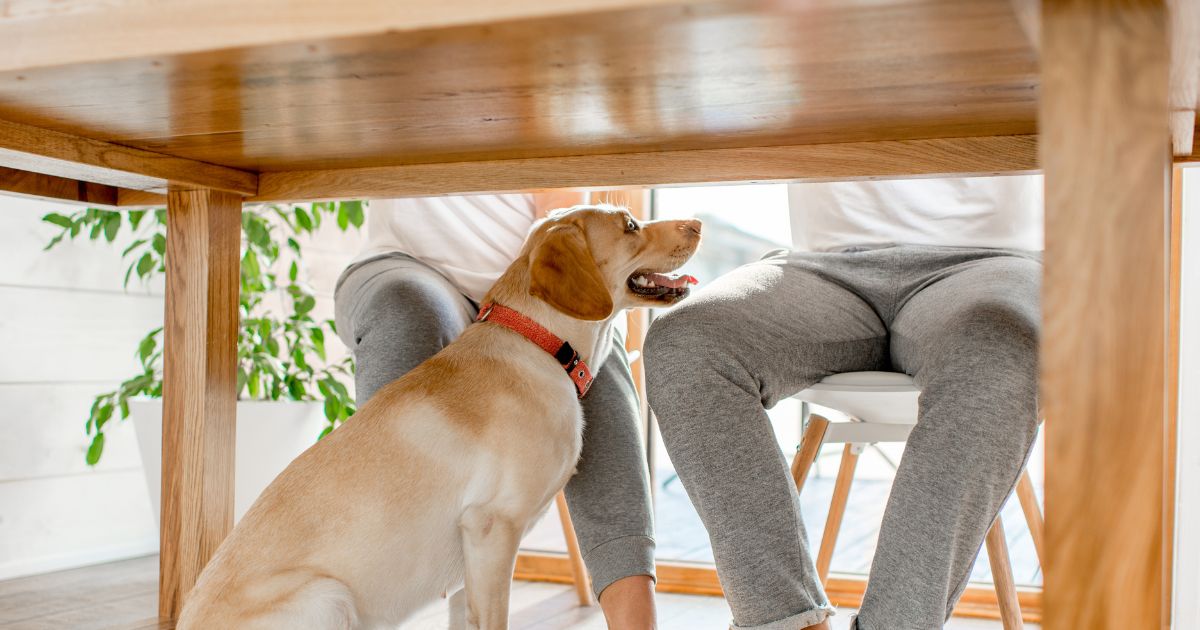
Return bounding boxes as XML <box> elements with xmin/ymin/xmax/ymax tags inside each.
<box><xmin>131</xmin><ymin>399</ymin><xmax>328</xmax><ymax>528</ymax></box>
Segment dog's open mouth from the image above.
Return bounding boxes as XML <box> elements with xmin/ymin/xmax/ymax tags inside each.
<box><xmin>627</xmin><ymin>271</ymin><xmax>698</xmax><ymax>300</ymax></box>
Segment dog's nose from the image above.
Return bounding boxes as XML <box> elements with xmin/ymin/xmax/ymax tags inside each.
<box><xmin>680</xmin><ymin>220</ymin><xmax>702</xmax><ymax>236</ymax></box>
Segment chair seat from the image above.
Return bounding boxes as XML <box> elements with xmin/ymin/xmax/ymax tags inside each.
<box><xmin>796</xmin><ymin>371</ymin><xmax>919</xmax><ymax>425</ymax></box>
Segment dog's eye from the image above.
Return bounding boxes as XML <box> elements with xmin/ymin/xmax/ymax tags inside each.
<box><xmin>625</xmin><ymin>217</ymin><xmax>639</xmax><ymax>233</ymax></box>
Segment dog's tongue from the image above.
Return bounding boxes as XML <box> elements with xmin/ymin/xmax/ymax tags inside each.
<box><xmin>647</xmin><ymin>273</ymin><xmax>699</xmax><ymax>289</ymax></box>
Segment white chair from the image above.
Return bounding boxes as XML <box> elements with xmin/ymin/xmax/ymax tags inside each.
<box><xmin>790</xmin><ymin>371</ymin><xmax>1045</xmax><ymax>630</ymax></box>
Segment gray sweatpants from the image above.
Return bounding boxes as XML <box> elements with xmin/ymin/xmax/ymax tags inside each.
<box><xmin>643</xmin><ymin>245</ymin><xmax>1041</xmax><ymax>630</ymax></box>
<box><xmin>333</xmin><ymin>254</ymin><xmax>655</xmax><ymax>597</ymax></box>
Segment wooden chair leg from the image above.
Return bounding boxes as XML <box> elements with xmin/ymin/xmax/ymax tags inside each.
<box><xmin>791</xmin><ymin>413</ymin><xmax>830</xmax><ymax>492</ymax></box>
<box><xmin>815</xmin><ymin>443</ymin><xmax>858</xmax><ymax>584</ymax></box>
<box><xmin>555</xmin><ymin>491</ymin><xmax>593</xmax><ymax>606</ymax></box>
<box><xmin>985</xmin><ymin>515</ymin><xmax>1024</xmax><ymax>630</ymax></box>
<box><xmin>1015</xmin><ymin>470</ymin><xmax>1045</xmax><ymax>568</ymax></box>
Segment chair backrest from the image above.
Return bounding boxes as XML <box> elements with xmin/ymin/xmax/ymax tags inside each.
<box><xmin>797</xmin><ymin>371</ymin><xmax>919</xmax><ymax>426</ymax></box>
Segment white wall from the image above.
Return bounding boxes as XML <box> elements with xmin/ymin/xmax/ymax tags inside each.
<box><xmin>0</xmin><ymin>195</ymin><xmax>162</xmax><ymax>579</ymax></box>
<box><xmin>0</xmin><ymin>195</ymin><xmax>363</xmax><ymax>580</ymax></box>
<box><xmin>1174</xmin><ymin>170</ymin><xmax>1200</xmax><ymax>630</ymax></box>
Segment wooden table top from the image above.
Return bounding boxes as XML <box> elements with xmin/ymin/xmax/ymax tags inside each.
<box><xmin>0</xmin><ymin>0</ymin><xmax>1193</xmax><ymax>202</ymax></box>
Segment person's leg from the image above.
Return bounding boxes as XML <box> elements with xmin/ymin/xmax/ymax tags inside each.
<box><xmin>853</xmin><ymin>251</ymin><xmax>1041</xmax><ymax>630</ymax></box>
<box><xmin>566</xmin><ymin>329</ymin><xmax>658</xmax><ymax>628</ymax></box>
<box><xmin>333</xmin><ymin>256</ymin><xmax>476</xmax><ymax>406</ymax></box>
<box><xmin>644</xmin><ymin>254</ymin><xmax>887</xmax><ymax>630</ymax></box>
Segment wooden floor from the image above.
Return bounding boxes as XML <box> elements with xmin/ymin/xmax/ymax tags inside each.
<box><xmin>0</xmin><ymin>555</ymin><xmax>1029</xmax><ymax>629</ymax></box>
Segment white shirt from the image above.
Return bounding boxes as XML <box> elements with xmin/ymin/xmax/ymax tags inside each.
<box><xmin>355</xmin><ymin>194</ymin><xmax>536</xmax><ymax>302</ymax></box>
<box><xmin>787</xmin><ymin>175</ymin><xmax>1043</xmax><ymax>252</ymax></box>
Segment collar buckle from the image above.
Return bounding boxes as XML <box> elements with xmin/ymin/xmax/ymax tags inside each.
<box><xmin>476</xmin><ymin>302</ymin><xmax>594</xmax><ymax>399</ymax></box>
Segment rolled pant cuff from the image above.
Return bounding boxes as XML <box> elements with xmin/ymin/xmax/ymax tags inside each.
<box><xmin>730</xmin><ymin>606</ymin><xmax>835</xmax><ymax>630</ymax></box>
<box><xmin>583</xmin><ymin>534</ymin><xmax>656</xmax><ymax>598</ymax></box>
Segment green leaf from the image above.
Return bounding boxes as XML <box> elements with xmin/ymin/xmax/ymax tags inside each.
<box><xmin>42</xmin><ymin>233</ymin><xmax>65</xmax><ymax>251</ymax></box>
<box><xmin>311</xmin><ymin>327</ymin><xmax>325</xmax><ymax>360</ymax></box>
<box><xmin>152</xmin><ymin>233</ymin><xmax>166</xmax><ymax>256</ymax></box>
<box><xmin>103</xmin><ymin>213</ymin><xmax>121</xmax><ymax>242</ymax></box>
<box><xmin>342</xmin><ymin>200</ymin><xmax>364</xmax><ymax>228</ymax></box>
<box><xmin>266</xmin><ymin>337</ymin><xmax>280</xmax><ymax>357</ymax></box>
<box><xmin>137</xmin><ymin>334</ymin><xmax>157</xmax><ymax>363</ymax></box>
<box><xmin>287</xmin><ymin>378</ymin><xmax>306</xmax><ymax>399</ymax></box>
<box><xmin>121</xmin><ymin>238</ymin><xmax>148</xmax><ymax>257</ymax></box>
<box><xmin>89</xmin><ymin>221</ymin><xmax>103</xmax><ymax>240</ymax></box>
<box><xmin>336</xmin><ymin>205</ymin><xmax>349</xmax><ymax>230</ymax></box>
<box><xmin>328</xmin><ymin>378</ymin><xmax>350</xmax><ymax>399</ymax></box>
<box><xmin>287</xmin><ymin>237</ymin><xmax>301</xmax><ymax>254</ymax></box>
<box><xmin>317</xmin><ymin>425</ymin><xmax>334</xmax><ymax>440</ymax></box>
<box><xmin>136</xmin><ymin>252</ymin><xmax>155</xmax><ymax>277</ymax></box>
<box><xmin>70</xmin><ymin>222</ymin><xmax>81</xmax><ymax>237</ymax></box>
<box><xmin>42</xmin><ymin>213</ymin><xmax>74</xmax><ymax>229</ymax></box>
<box><xmin>292</xmin><ymin>347</ymin><xmax>309</xmax><ymax>371</ymax></box>
<box><xmin>294</xmin><ymin>207</ymin><xmax>313</xmax><ymax>232</ymax></box>
<box><xmin>86</xmin><ymin>433</ymin><xmax>106</xmax><ymax>466</ymax></box>
<box><xmin>294</xmin><ymin>295</ymin><xmax>315</xmax><ymax>317</ymax></box>
<box><xmin>323</xmin><ymin>397</ymin><xmax>341</xmax><ymax>421</ymax></box>
<box><xmin>245</xmin><ymin>216</ymin><xmax>270</xmax><ymax>249</ymax></box>
<box><xmin>242</xmin><ymin>249</ymin><xmax>262</xmax><ymax>288</ymax></box>
<box><xmin>248</xmin><ymin>369</ymin><xmax>261</xmax><ymax>398</ymax></box>
<box><xmin>95</xmin><ymin>404</ymin><xmax>113</xmax><ymax>432</ymax></box>
<box><xmin>289</xmin><ymin>261</ymin><xmax>298</xmax><ymax>283</ymax></box>
<box><xmin>128</xmin><ymin>210</ymin><xmax>146</xmax><ymax>230</ymax></box>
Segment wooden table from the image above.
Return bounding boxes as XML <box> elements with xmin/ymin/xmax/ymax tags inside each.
<box><xmin>2</xmin><ymin>1</ymin><xmax>1193</xmax><ymax>628</ymax></box>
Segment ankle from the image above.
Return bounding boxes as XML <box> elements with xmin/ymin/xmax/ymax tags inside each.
<box><xmin>598</xmin><ymin>575</ymin><xmax>657</xmax><ymax>630</ymax></box>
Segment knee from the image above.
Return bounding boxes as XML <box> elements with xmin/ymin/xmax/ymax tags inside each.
<box><xmin>643</xmin><ymin>298</ymin><xmax>749</xmax><ymax>408</ymax></box>
<box><xmin>937</xmin><ymin>295</ymin><xmax>1039</xmax><ymax>369</ymax></box>
<box><xmin>356</xmin><ymin>273</ymin><xmax>467</xmax><ymax>346</ymax></box>
<box><xmin>644</xmin><ymin>300</ymin><xmax>708</xmax><ymax>387</ymax></box>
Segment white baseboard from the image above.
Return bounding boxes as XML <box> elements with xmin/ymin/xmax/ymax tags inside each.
<box><xmin>0</xmin><ymin>537</ymin><xmax>158</xmax><ymax>581</ymax></box>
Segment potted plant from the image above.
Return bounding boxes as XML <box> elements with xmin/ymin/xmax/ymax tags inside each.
<box><xmin>42</xmin><ymin>201</ymin><xmax>364</xmax><ymax>523</ymax></box>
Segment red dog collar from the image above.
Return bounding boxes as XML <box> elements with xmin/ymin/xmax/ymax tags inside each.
<box><xmin>476</xmin><ymin>302</ymin><xmax>594</xmax><ymax>398</ymax></box>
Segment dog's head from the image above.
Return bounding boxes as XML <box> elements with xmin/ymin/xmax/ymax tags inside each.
<box><xmin>520</xmin><ymin>204</ymin><xmax>702</xmax><ymax>321</ymax></box>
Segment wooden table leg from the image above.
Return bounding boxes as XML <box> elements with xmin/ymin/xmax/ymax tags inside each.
<box><xmin>1041</xmin><ymin>2</ymin><xmax>1170</xmax><ymax>628</ymax></box>
<box><xmin>159</xmin><ymin>186</ymin><xmax>242</xmax><ymax>620</ymax></box>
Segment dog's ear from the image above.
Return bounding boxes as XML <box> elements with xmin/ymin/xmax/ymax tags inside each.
<box><xmin>529</xmin><ymin>224</ymin><xmax>613</xmax><ymax>321</ymax></box>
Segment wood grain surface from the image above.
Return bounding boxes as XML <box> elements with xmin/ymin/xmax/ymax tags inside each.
<box><xmin>0</xmin><ymin>1</ymin><xmax>1039</xmax><ymax>173</ymax></box>
<box><xmin>1040</xmin><ymin>1</ymin><xmax>1170</xmax><ymax>628</ymax></box>
<box><xmin>0</xmin><ymin>119</ymin><xmax>257</xmax><ymax>195</ymax></box>
<box><xmin>158</xmin><ymin>187</ymin><xmax>242</xmax><ymax>619</ymax></box>
<box><xmin>252</xmin><ymin>135</ymin><xmax>1040</xmax><ymax>202</ymax></box>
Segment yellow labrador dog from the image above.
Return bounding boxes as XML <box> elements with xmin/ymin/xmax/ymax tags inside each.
<box><xmin>178</xmin><ymin>205</ymin><xmax>701</xmax><ymax>629</ymax></box>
